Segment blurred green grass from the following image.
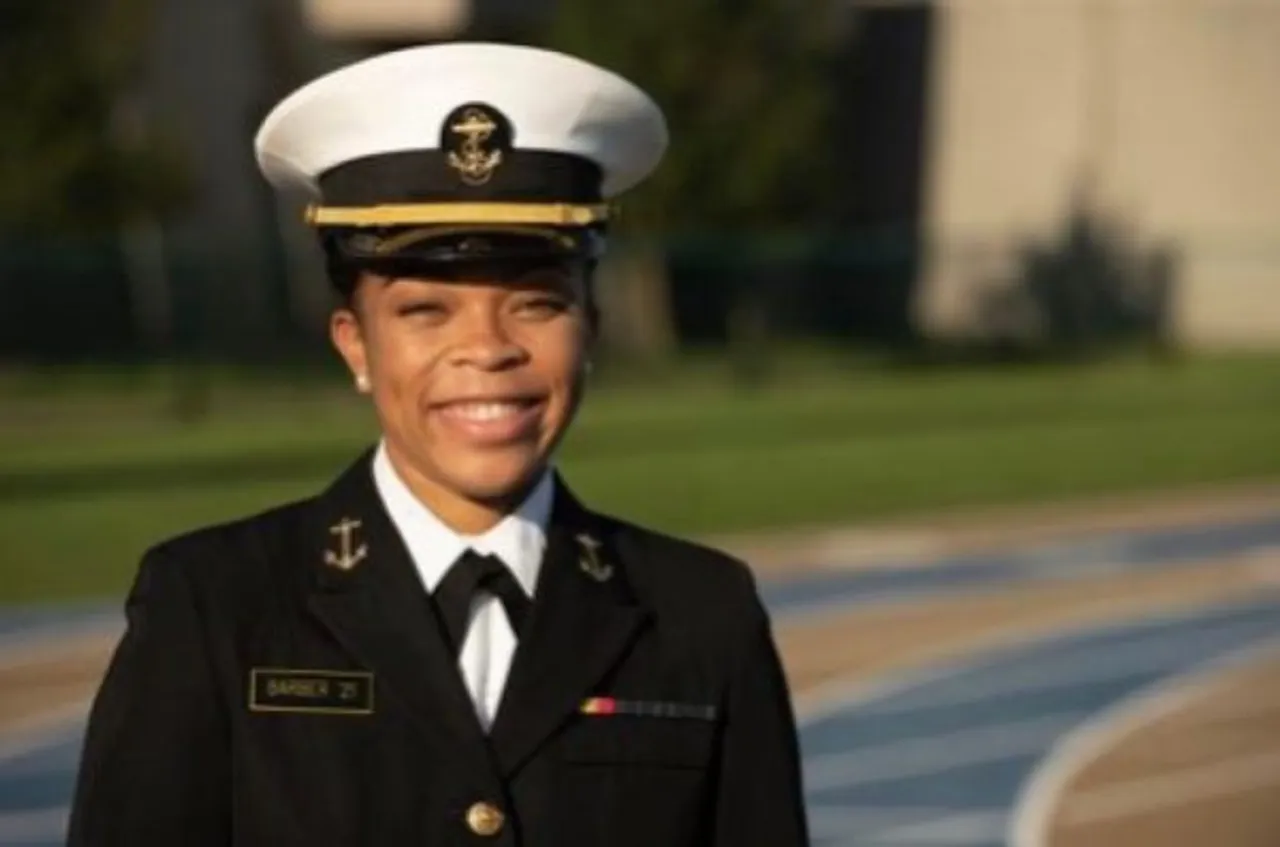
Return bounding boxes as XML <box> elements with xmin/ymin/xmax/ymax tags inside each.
<box><xmin>2</xmin><ymin>352</ymin><xmax>1279</xmax><ymax>604</ymax></box>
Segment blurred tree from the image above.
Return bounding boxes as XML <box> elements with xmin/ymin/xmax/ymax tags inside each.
<box><xmin>0</xmin><ymin>0</ymin><xmax>191</xmax><ymax>234</ymax></box>
<box><xmin>542</xmin><ymin>0</ymin><xmax>844</xmax><ymax>364</ymax></box>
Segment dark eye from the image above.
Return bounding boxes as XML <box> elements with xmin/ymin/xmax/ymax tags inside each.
<box><xmin>516</xmin><ymin>296</ymin><xmax>570</xmax><ymax>319</ymax></box>
<box><xmin>396</xmin><ymin>300</ymin><xmax>448</xmax><ymax>320</ymax></box>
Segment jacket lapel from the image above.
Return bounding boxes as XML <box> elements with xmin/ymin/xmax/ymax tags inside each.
<box><xmin>303</xmin><ymin>450</ymin><xmax>489</xmax><ymax>761</ymax></box>
<box><xmin>488</xmin><ymin>482</ymin><xmax>652</xmax><ymax>777</ymax></box>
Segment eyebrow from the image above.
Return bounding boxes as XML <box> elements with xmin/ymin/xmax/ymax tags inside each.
<box><xmin>385</xmin><ymin>263</ymin><xmax>581</xmax><ymax>289</ymax></box>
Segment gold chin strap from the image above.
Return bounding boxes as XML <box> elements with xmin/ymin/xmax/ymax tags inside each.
<box><xmin>305</xmin><ymin>202</ymin><xmax>610</xmax><ymax>228</ymax></box>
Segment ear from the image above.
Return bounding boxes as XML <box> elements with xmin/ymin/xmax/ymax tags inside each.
<box><xmin>329</xmin><ymin>306</ymin><xmax>370</xmax><ymax>393</ymax></box>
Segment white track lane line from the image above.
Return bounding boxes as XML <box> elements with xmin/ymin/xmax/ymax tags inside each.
<box><xmin>1006</xmin><ymin>636</ymin><xmax>1280</xmax><ymax>847</ymax></box>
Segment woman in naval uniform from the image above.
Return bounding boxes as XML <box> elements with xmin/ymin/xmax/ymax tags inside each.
<box><xmin>68</xmin><ymin>42</ymin><xmax>809</xmax><ymax>847</ymax></box>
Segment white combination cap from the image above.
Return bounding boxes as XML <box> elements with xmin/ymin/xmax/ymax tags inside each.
<box><xmin>254</xmin><ymin>41</ymin><xmax>667</xmax><ymax>258</ymax></box>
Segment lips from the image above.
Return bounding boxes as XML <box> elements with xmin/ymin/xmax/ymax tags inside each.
<box><xmin>430</xmin><ymin>396</ymin><xmax>546</xmax><ymax>445</ymax></box>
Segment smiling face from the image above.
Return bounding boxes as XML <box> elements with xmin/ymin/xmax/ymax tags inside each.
<box><xmin>330</xmin><ymin>258</ymin><xmax>593</xmax><ymax>530</ymax></box>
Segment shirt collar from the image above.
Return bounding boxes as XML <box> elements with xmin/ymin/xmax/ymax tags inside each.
<box><xmin>371</xmin><ymin>441</ymin><xmax>553</xmax><ymax>597</ymax></box>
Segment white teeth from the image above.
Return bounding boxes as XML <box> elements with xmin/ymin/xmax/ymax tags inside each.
<box><xmin>448</xmin><ymin>402</ymin><xmax>524</xmax><ymax>422</ymax></box>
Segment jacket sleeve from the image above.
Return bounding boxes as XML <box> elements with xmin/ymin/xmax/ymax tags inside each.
<box><xmin>67</xmin><ymin>546</ymin><xmax>230</xmax><ymax>846</ymax></box>
<box><xmin>712</xmin><ymin>589</ymin><xmax>810</xmax><ymax>846</ymax></box>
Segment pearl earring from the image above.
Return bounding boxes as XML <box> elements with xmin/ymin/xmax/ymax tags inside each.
<box><xmin>355</xmin><ymin>374</ymin><xmax>370</xmax><ymax>392</ymax></box>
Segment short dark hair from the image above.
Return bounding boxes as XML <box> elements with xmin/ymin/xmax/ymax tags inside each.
<box><xmin>320</xmin><ymin>235</ymin><xmax>600</xmax><ymax>330</ymax></box>
<box><xmin>322</xmin><ymin>235</ymin><xmax>363</xmax><ymax>306</ymax></box>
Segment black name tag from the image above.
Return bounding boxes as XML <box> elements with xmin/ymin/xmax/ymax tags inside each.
<box><xmin>249</xmin><ymin>668</ymin><xmax>374</xmax><ymax>715</ymax></box>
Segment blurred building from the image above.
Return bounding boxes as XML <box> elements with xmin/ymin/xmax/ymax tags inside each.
<box><xmin>301</xmin><ymin>0</ymin><xmax>539</xmax><ymax>43</ymax></box>
<box><xmin>914</xmin><ymin>0</ymin><xmax>1280</xmax><ymax>349</ymax></box>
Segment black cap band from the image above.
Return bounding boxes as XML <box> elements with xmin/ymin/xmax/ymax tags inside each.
<box><xmin>316</xmin><ymin>102</ymin><xmax>604</xmax><ymax>207</ymax></box>
<box><xmin>317</xmin><ymin>149</ymin><xmax>604</xmax><ymax>206</ymax></box>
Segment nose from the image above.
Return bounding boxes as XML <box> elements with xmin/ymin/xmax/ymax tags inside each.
<box><xmin>447</xmin><ymin>307</ymin><xmax>527</xmax><ymax>371</ymax></box>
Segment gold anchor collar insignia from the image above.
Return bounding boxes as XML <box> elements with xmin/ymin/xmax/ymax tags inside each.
<box><xmin>443</xmin><ymin>103</ymin><xmax>509</xmax><ymax>186</ymax></box>
<box><xmin>325</xmin><ymin>517</ymin><xmax>368</xmax><ymax>572</ymax></box>
<box><xmin>576</xmin><ymin>533</ymin><xmax>614</xmax><ymax>583</ymax></box>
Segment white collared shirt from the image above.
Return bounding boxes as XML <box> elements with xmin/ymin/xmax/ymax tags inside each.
<box><xmin>371</xmin><ymin>442</ymin><xmax>553</xmax><ymax>730</ymax></box>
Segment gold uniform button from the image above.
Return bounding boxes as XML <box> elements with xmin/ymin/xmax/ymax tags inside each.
<box><xmin>466</xmin><ymin>801</ymin><xmax>505</xmax><ymax>837</ymax></box>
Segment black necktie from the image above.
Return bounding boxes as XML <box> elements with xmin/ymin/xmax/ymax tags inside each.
<box><xmin>433</xmin><ymin>549</ymin><xmax>532</xmax><ymax>655</ymax></box>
